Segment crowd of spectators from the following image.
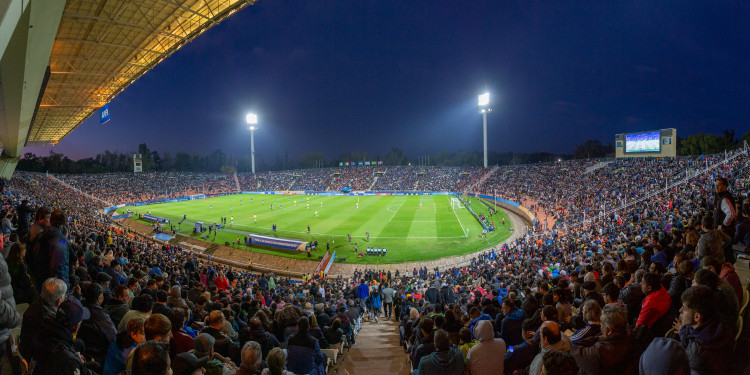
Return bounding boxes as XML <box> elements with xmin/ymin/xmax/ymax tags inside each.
<box><xmin>0</xmin><ymin>150</ymin><xmax>748</xmax><ymax>375</ymax></box>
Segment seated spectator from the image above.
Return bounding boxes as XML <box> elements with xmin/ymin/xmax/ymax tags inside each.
<box><xmin>237</xmin><ymin>341</ymin><xmax>262</xmax><ymax>375</ymax></box>
<box><xmin>601</xmin><ymin>283</ymin><xmax>623</xmax><ymax>310</ymax></box>
<box><xmin>78</xmin><ymin>282</ymin><xmax>118</xmax><ymax>364</ymax></box>
<box><xmin>105</xmin><ymin>285</ymin><xmax>130</xmax><ymax>327</ymax></box>
<box><xmin>529</xmin><ymin>321</ymin><xmax>571</xmax><ymax>375</ymax></box>
<box><xmin>619</xmin><ymin>270</ymin><xmax>645</xmax><ymax>327</ymax></box>
<box><xmin>541</xmin><ymin>350</ymin><xmax>578</xmax><ymax>375</ymax></box>
<box><xmin>701</xmin><ymin>256</ymin><xmax>742</xmax><ymax>304</ymax></box>
<box><xmin>192</xmin><ymin>333</ymin><xmax>237</xmax><ymax>375</ymax></box>
<box><xmin>201</xmin><ymin>310</ymin><xmax>241</xmax><ymax>364</ymax></box>
<box><xmin>499</xmin><ymin>298</ymin><xmax>524</xmax><ymax>346</ymax></box>
<box><xmin>668</xmin><ymin>260</ymin><xmax>694</xmax><ymax>313</ymax></box>
<box><xmin>572</xmin><ymin>282</ymin><xmax>604</xmax><ymax>329</ymax></box>
<box><xmin>172</xmin><ymin>352</ymin><xmax>210</xmax><ymax>375</ymax></box>
<box><xmin>569</xmin><ymin>299</ymin><xmax>602</xmax><ymax>346</ymax></box>
<box><xmin>240</xmin><ymin>317</ymin><xmax>281</xmax><ymax>360</ymax></box>
<box><xmin>119</xmin><ymin>294</ymin><xmax>153</xmax><ymax>332</ymax></box>
<box><xmin>153</xmin><ymin>290</ymin><xmax>172</xmax><ymax>317</ymax></box>
<box><xmin>467</xmin><ymin>307</ymin><xmax>492</xmax><ymax>339</ymax></box>
<box><xmin>639</xmin><ymin>337</ymin><xmax>691</xmax><ymax>375</ymax></box>
<box><xmin>417</xmin><ymin>329</ymin><xmax>465</xmax><ymax>375</ymax></box>
<box><xmin>636</xmin><ymin>272</ymin><xmax>672</xmax><ymax>330</ymax></box>
<box><xmin>410</xmin><ymin>317</ymin><xmax>436</xmax><ymax>369</ymax></box>
<box><xmin>262</xmin><ymin>347</ymin><xmax>295</xmax><ymax>375</ymax></box>
<box><xmin>169</xmin><ymin>308</ymin><xmax>195</xmax><ymax>359</ymax></box>
<box><xmin>570</xmin><ymin>305</ymin><xmax>637</xmax><ymax>374</ymax></box>
<box><xmin>131</xmin><ymin>341</ymin><xmax>171</xmax><ymax>375</ymax></box>
<box><xmin>674</xmin><ymin>285</ymin><xmax>734</xmax><ymax>374</ymax></box>
<box><xmin>33</xmin><ymin>299</ymin><xmax>95</xmax><ymax>375</ymax></box>
<box><xmin>19</xmin><ymin>277</ymin><xmax>66</xmax><ymax>361</ymax></box>
<box><xmin>696</xmin><ymin>215</ymin><xmax>731</xmax><ymax>263</ymax></box>
<box><xmin>322</xmin><ymin>318</ymin><xmax>345</xmax><ymax>347</ymax></box>
<box><xmin>693</xmin><ymin>269</ymin><xmax>738</xmax><ymax>326</ymax></box>
<box><xmin>286</xmin><ymin>316</ymin><xmax>326</xmax><ymax>375</ymax></box>
<box><xmin>457</xmin><ymin>326</ymin><xmax>478</xmax><ymax>358</ymax></box>
<box><xmin>465</xmin><ymin>320</ymin><xmax>505</xmax><ymax>375</ymax></box>
<box><xmin>103</xmin><ymin>317</ymin><xmax>146</xmax><ymax>375</ymax></box>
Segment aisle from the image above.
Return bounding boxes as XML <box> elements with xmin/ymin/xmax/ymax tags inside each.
<box><xmin>338</xmin><ymin>316</ymin><xmax>411</xmax><ymax>375</ymax></box>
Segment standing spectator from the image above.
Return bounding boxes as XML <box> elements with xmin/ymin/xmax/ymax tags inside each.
<box><xmin>6</xmin><ymin>242</ymin><xmax>37</xmax><ymax>304</ymax></box>
<box><xmin>696</xmin><ymin>216</ymin><xmax>731</xmax><ymax>263</ymax></box>
<box><xmin>15</xmin><ymin>199</ymin><xmax>35</xmax><ymax>240</ymax></box>
<box><xmin>0</xmin><ymin>246</ymin><xmax>20</xmax><ymax>363</ymax></box>
<box><xmin>381</xmin><ymin>283</ymin><xmax>395</xmax><ymax>320</ymax></box>
<box><xmin>570</xmin><ymin>305</ymin><xmax>637</xmax><ymax>375</ymax></box>
<box><xmin>30</xmin><ymin>209</ymin><xmax>71</xmax><ymax>290</ymax></box>
<box><xmin>357</xmin><ymin>279</ymin><xmax>369</xmax><ymax>313</ymax></box>
<box><xmin>674</xmin><ymin>285</ymin><xmax>734</xmax><ymax>375</ymax></box>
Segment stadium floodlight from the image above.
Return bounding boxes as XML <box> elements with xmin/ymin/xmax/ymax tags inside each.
<box><xmin>246</xmin><ymin>113</ymin><xmax>259</xmax><ymax>174</ymax></box>
<box><xmin>478</xmin><ymin>92</ymin><xmax>492</xmax><ymax>168</ymax></box>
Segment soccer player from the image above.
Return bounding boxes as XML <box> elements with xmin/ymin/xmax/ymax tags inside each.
<box><xmin>230</xmin><ymin>206</ymin><xmax>233</xmax><ymax>212</ymax></box>
<box><xmin>231</xmin><ymin>216</ymin><xmax>234</xmax><ymax>224</ymax></box>
<box><xmin>348</xmin><ymin>233</ymin><xmax>352</xmax><ymax>242</ymax></box>
<box><xmin>315</xmin><ymin>211</ymin><xmax>319</xmax><ymax>217</ymax></box>
<box><xmin>356</xmin><ymin>202</ymin><xmax>359</xmax><ymax>209</ymax></box>
<box><xmin>307</xmin><ymin>225</ymin><xmax>311</xmax><ymax>234</ymax></box>
<box><xmin>210</xmin><ymin>205</ymin><xmax>213</xmax><ymax>210</ymax></box>
<box><xmin>307</xmin><ymin>203</ymin><xmax>309</xmax><ymax>209</ymax></box>
<box><xmin>354</xmin><ymin>243</ymin><xmax>358</xmax><ymax>253</ymax></box>
<box><xmin>320</xmin><ymin>201</ymin><xmax>323</xmax><ymax>207</ymax></box>
<box><xmin>253</xmin><ymin>214</ymin><xmax>257</xmax><ymax>223</ymax></box>
<box><xmin>240</xmin><ymin>199</ymin><xmax>242</xmax><ymax>205</ymax></box>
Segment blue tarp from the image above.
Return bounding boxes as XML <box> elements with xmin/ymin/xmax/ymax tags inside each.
<box><xmin>250</xmin><ymin>234</ymin><xmax>308</xmax><ymax>252</ymax></box>
<box><xmin>143</xmin><ymin>214</ymin><xmax>168</xmax><ymax>223</ymax></box>
<box><xmin>154</xmin><ymin>233</ymin><xmax>174</xmax><ymax>242</ymax></box>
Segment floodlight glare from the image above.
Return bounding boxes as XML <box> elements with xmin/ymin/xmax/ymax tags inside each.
<box><xmin>246</xmin><ymin>113</ymin><xmax>258</xmax><ymax>124</ymax></box>
<box><xmin>246</xmin><ymin>112</ymin><xmax>259</xmax><ymax>175</ymax></box>
<box><xmin>478</xmin><ymin>92</ymin><xmax>490</xmax><ymax>107</ymax></box>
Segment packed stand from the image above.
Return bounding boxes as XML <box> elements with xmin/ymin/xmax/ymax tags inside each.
<box><xmin>371</xmin><ymin>167</ymin><xmax>419</xmax><ymax>191</ymax></box>
<box><xmin>55</xmin><ymin>172</ymin><xmax>237</xmax><ymax>206</ymax></box>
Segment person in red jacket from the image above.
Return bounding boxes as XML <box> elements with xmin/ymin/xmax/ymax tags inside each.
<box><xmin>215</xmin><ymin>272</ymin><xmax>229</xmax><ymax>291</ymax></box>
<box><xmin>636</xmin><ymin>272</ymin><xmax>672</xmax><ymax>329</ymax></box>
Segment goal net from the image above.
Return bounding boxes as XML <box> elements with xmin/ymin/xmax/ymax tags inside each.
<box><xmin>451</xmin><ymin>198</ymin><xmax>464</xmax><ymax>210</ymax></box>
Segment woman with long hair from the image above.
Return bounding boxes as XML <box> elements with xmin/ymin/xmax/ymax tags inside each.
<box><xmin>7</xmin><ymin>242</ymin><xmax>37</xmax><ymax>304</ymax></box>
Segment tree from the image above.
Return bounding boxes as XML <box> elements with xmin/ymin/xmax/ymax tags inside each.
<box><xmin>573</xmin><ymin>139</ymin><xmax>610</xmax><ymax>159</ymax></box>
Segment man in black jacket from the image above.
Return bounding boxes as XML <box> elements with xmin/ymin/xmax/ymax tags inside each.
<box><xmin>104</xmin><ymin>285</ymin><xmax>130</xmax><ymax>327</ymax></box>
<box><xmin>33</xmin><ymin>299</ymin><xmax>96</xmax><ymax>375</ymax></box>
<box><xmin>619</xmin><ymin>269</ymin><xmax>646</xmax><ymax>327</ymax></box>
<box><xmin>19</xmin><ymin>277</ymin><xmax>66</xmax><ymax>361</ymax></box>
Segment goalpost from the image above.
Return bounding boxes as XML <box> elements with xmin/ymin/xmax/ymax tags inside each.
<box><xmin>451</xmin><ymin>197</ymin><xmax>463</xmax><ymax>210</ymax></box>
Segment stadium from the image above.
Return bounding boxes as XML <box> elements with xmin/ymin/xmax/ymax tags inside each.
<box><xmin>0</xmin><ymin>1</ymin><xmax>749</xmax><ymax>375</ymax></box>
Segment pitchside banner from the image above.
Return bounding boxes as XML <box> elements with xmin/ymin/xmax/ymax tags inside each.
<box><xmin>251</xmin><ymin>235</ymin><xmax>308</xmax><ymax>252</ymax></box>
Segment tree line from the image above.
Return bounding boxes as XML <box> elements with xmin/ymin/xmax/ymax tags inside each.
<box><xmin>16</xmin><ymin>129</ymin><xmax>749</xmax><ymax>173</ymax></box>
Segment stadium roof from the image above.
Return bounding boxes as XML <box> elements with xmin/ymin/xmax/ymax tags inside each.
<box><xmin>27</xmin><ymin>0</ymin><xmax>256</xmax><ymax>145</ymax></box>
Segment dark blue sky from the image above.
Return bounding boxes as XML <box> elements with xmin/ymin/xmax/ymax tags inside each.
<box><xmin>27</xmin><ymin>0</ymin><xmax>750</xmax><ymax>161</ymax></box>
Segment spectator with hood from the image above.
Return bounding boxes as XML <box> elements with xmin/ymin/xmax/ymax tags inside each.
<box><xmin>465</xmin><ymin>320</ymin><xmax>505</xmax><ymax>375</ymax></box>
<box><xmin>417</xmin><ymin>329</ymin><xmax>465</xmax><ymax>375</ymax></box>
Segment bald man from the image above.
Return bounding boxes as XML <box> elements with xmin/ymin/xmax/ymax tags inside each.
<box><xmin>200</xmin><ymin>310</ymin><xmax>240</xmax><ymax>363</ymax></box>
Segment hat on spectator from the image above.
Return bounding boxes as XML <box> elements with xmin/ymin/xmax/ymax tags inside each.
<box><xmin>172</xmin><ymin>352</ymin><xmax>209</xmax><ymax>375</ymax></box>
<box><xmin>56</xmin><ymin>298</ymin><xmax>90</xmax><ymax>330</ymax></box>
<box><xmin>96</xmin><ymin>272</ymin><xmax>112</xmax><ymax>283</ymax></box>
<box><xmin>193</xmin><ymin>333</ymin><xmax>215</xmax><ymax>357</ymax></box>
<box><xmin>639</xmin><ymin>337</ymin><xmax>690</xmax><ymax>375</ymax></box>
<box><xmin>582</xmin><ymin>281</ymin><xmax>597</xmax><ymax>291</ymax></box>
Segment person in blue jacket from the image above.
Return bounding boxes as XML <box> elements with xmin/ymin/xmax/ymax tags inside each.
<box><xmin>357</xmin><ymin>279</ymin><xmax>369</xmax><ymax>313</ymax></box>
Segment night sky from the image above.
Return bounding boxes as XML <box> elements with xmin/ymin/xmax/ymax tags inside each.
<box><xmin>26</xmin><ymin>0</ymin><xmax>750</xmax><ymax>161</ymax></box>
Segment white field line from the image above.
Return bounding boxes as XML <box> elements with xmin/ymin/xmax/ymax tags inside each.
<box><xmin>434</xmin><ymin>202</ymin><xmax>436</xmax><ymax>214</ymax></box>
<box><xmin>388</xmin><ymin>199</ymin><xmax>407</xmax><ymax>223</ymax></box>
<box><xmin>216</xmin><ymin>225</ymin><xmax>464</xmax><ymax>239</ymax></box>
<box><xmin>449</xmin><ymin>196</ymin><xmax>468</xmax><ymax>237</ymax></box>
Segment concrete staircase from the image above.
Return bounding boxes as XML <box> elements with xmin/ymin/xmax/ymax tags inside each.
<box><xmin>233</xmin><ymin>172</ymin><xmax>241</xmax><ymax>192</ymax></box>
<box><xmin>339</xmin><ymin>318</ymin><xmax>410</xmax><ymax>375</ymax></box>
<box><xmin>585</xmin><ymin>160</ymin><xmax>613</xmax><ymax>174</ymax></box>
<box><xmin>467</xmin><ymin>165</ymin><xmax>498</xmax><ymax>193</ymax></box>
<box><xmin>46</xmin><ymin>173</ymin><xmax>113</xmax><ymax>207</ymax></box>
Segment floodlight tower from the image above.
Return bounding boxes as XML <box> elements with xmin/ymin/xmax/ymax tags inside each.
<box><xmin>246</xmin><ymin>113</ymin><xmax>258</xmax><ymax>175</ymax></box>
<box><xmin>478</xmin><ymin>92</ymin><xmax>492</xmax><ymax>168</ymax></box>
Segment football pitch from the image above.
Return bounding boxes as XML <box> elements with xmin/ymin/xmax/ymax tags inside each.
<box><xmin>118</xmin><ymin>194</ymin><xmax>513</xmax><ymax>264</ymax></box>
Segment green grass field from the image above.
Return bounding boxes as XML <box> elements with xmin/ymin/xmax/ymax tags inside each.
<box><xmin>118</xmin><ymin>194</ymin><xmax>512</xmax><ymax>264</ymax></box>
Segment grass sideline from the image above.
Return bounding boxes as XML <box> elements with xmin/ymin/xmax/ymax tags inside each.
<box><xmin>118</xmin><ymin>194</ymin><xmax>512</xmax><ymax>264</ymax></box>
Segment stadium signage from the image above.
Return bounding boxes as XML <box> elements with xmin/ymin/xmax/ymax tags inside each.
<box><xmin>250</xmin><ymin>235</ymin><xmax>308</xmax><ymax>252</ymax></box>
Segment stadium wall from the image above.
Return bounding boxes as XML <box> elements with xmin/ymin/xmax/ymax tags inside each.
<box><xmin>470</xmin><ymin>193</ymin><xmax>535</xmax><ymax>228</ymax></box>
